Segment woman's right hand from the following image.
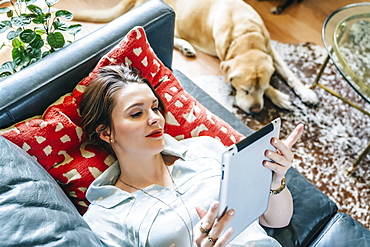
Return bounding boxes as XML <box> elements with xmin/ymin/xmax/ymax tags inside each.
<box><xmin>194</xmin><ymin>201</ymin><xmax>235</xmax><ymax>246</ymax></box>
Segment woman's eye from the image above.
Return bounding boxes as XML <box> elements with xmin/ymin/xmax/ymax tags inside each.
<box><xmin>130</xmin><ymin>111</ymin><xmax>142</xmax><ymax>118</ymax></box>
<box><xmin>152</xmin><ymin>107</ymin><xmax>160</xmax><ymax>112</ymax></box>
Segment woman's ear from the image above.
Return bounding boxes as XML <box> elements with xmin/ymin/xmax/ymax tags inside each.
<box><xmin>96</xmin><ymin>124</ymin><xmax>112</xmax><ymax>144</ymax></box>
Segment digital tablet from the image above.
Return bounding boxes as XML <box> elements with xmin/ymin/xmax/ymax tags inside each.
<box><xmin>217</xmin><ymin>118</ymin><xmax>281</xmax><ymax>242</ymax></box>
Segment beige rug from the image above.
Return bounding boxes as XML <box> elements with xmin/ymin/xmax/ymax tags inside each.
<box><xmin>192</xmin><ymin>41</ymin><xmax>370</xmax><ymax>229</ymax></box>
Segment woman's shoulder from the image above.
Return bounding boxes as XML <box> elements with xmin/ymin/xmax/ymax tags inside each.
<box><xmin>180</xmin><ymin>135</ymin><xmax>224</xmax><ymax>147</ymax></box>
<box><xmin>176</xmin><ymin>135</ymin><xmax>226</xmax><ymax>159</ymax></box>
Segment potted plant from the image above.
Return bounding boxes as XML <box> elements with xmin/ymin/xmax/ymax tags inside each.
<box><xmin>0</xmin><ymin>0</ymin><xmax>82</xmax><ymax>78</ymax></box>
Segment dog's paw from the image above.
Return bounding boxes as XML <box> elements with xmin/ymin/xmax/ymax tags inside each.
<box><xmin>297</xmin><ymin>86</ymin><xmax>319</xmax><ymax>105</ymax></box>
<box><xmin>174</xmin><ymin>38</ymin><xmax>197</xmax><ymax>57</ymax></box>
<box><xmin>271</xmin><ymin>6</ymin><xmax>284</xmax><ymax>14</ymax></box>
<box><xmin>270</xmin><ymin>91</ymin><xmax>293</xmax><ymax>110</ymax></box>
<box><xmin>266</xmin><ymin>87</ymin><xmax>293</xmax><ymax>110</ymax></box>
<box><xmin>180</xmin><ymin>45</ymin><xmax>196</xmax><ymax>57</ymax></box>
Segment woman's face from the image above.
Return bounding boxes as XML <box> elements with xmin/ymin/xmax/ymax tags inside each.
<box><xmin>106</xmin><ymin>83</ymin><xmax>165</xmax><ymax>157</ymax></box>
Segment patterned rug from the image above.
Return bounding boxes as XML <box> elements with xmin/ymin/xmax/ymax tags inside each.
<box><xmin>192</xmin><ymin>41</ymin><xmax>370</xmax><ymax>229</ymax></box>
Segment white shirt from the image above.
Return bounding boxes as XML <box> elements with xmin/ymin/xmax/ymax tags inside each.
<box><xmin>83</xmin><ymin>134</ymin><xmax>281</xmax><ymax>247</ymax></box>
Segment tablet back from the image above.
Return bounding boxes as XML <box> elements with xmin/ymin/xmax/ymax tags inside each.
<box><xmin>218</xmin><ymin>118</ymin><xmax>281</xmax><ymax>242</ymax></box>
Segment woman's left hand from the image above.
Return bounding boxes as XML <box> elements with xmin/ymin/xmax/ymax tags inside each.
<box><xmin>263</xmin><ymin>124</ymin><xmax>304</xmax><ymax>184</ymax></box>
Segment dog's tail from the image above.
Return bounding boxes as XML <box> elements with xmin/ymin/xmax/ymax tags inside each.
<box><xmin>72</xmin><ymin>0</ymin><xmax>137</xmax><ymax>23</ymax></box>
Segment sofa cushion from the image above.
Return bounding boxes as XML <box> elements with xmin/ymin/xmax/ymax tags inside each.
<box><xmin>1</xmin><ymin>26</ymin><xmax>244</xmax><ymax>214</ymax></box>
<box><xmin>309</xmin><ymin>212</ymin><xmax>370</xmax><ymax>247</ymax></box>
<box><xmin>0</xmin><ymin>136</ymin><xmax>103</xmax><ymax>246</ymax></box>
<box><xmin>263</xmin><ymin>168</ymin><xmax>338</xmax><ymax>247</ymax></box>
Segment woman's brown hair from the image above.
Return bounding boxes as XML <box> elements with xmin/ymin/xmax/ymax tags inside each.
<box><xmin>79</xmin><ymin>64</ymin><xmax>166</xmax><ymax>155</ymax></box>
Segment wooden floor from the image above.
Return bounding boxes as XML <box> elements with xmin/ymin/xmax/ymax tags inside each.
<box><xmin>171</xmin><ymin>0</ymin><xmax>369</xmax><ymax>79</ymax></box>
<box><xmin>1</xmin><ymin>0</ymin><xmax>368</xmax><ymax>79</ymax></box>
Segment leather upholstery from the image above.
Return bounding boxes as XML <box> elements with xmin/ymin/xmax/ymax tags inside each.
<box><xmin>310</xmin><ymin>212</ymin><xmax>370</xmax><ymax>246</ymax></box>
<box><xmin>0</xmin><ymin>0</ymin><xmax>368</xmax><ymax>246</ymax></box>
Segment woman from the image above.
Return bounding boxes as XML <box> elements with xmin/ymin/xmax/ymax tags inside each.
<box><xmin>79</xmin><ymin>64</ymin><xmax>303</xmax><ymax>247</ymax></box>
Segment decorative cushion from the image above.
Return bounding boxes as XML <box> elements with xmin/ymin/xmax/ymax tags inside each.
<box><xmin>0</xmin><ymin>135</ymin><xmax>103</xmax><ymax>246</ymax></box>
<box><xmin>0</xmin><ymin>26</ymin><xmax>244</xmax><ymax>214</ymax></box>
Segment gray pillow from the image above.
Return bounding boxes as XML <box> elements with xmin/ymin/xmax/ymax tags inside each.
<box><xmin>0</xmin><ymin>136</ymin><xmax>103</xmax><ymax>247</ymax></box>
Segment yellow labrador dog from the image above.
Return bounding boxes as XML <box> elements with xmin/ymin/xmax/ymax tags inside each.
<box><xmin>73</xmin><ymin>0</ymin><xmax>318</xmax><ymax>114</ymax></box>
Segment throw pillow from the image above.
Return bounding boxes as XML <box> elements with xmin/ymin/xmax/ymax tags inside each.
<box><xmin>0</xmin><ymin>135</ymin><xmax>102</xmax><ymax>246</ymax></box>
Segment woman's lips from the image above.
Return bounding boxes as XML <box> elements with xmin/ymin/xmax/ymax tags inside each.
<box><xmin>146</xmin><ymin>130</ymin><xmax>163</xmax><ymax>138</ymax></box>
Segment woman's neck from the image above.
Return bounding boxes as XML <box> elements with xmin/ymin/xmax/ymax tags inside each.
<box><xmin>116</xmin><ymin>153</ymin><xmax>173</xmax><ymax>191</ymax></box>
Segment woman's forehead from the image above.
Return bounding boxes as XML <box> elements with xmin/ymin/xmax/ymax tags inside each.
<box><xmin>114</xmin><ymin>83</ymin><xmax>157</xmax><ymax>107</ymax></box>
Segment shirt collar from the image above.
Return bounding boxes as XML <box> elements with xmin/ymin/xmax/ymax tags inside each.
<box><xmin>161</xmin><ymin>134</ymin><xmax>188</xmax><ymax>159</ymax></box>
<box><xmin>85</xmin><ymin>134</ymin><xmax>188</xmax><ymax>208</ymax></box>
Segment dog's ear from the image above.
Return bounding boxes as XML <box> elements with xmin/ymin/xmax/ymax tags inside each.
<box><xmin>221</xmin><ymin>60</ymin><xmax>239</xmax><ymax>84</ymax></box>
<box><xmin>220</xmin><ymin>61</ymin><xmax>231</xmax><ymax>83</ymax></box>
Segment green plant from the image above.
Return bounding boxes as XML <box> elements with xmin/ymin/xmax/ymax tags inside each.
<box><xmin>0</xmin><ymin>0</ymin><xmax>82</xmax><ymax>78</ymax></box>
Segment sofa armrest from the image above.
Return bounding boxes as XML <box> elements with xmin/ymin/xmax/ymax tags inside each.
<box><xmin>0</xmin><ymin>0</ymin><xmax>175</xmax><ymax>129</ymax></box>
<box><xmin>264</xmin><ymin>168</ymin><xmax>338</xmax><ymax>247</ymax></box>
<box><xmin>309</xmin><ymin>212</ymin><xmax>370</xmax><ymax>247</ymax></box>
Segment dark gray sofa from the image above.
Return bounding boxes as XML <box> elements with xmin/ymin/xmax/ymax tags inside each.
<box><xmin>0</xmin><ymin>0</ymin><xmax>369</xmax><ymax>246</ymax></box>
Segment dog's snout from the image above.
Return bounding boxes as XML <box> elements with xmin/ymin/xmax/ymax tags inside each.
<box><xmin>250</xmin><ymin>106</ymin><xmax>262</xmax><ymax>113</ymax></box>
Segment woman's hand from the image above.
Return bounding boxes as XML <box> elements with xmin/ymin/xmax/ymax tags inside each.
<box><xmin>263</xmin><ymin>124</ymin><xmax>304</xmax><ymax>184</ymax></box>
<box><xmin>193</xmin><ymin>201</ymin><xmax>235</xmax><ymax>246</ymax></box>
<box><xmin>259</xmin><ymin>124</ymin><xmax>304</xmax><ymax>228</ymax></box>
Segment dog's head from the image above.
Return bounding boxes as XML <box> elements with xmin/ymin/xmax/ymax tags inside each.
<box><xmin>221</xmin><ymin>49</ymin><xmax>274</xmax><ymax>114</ymax></box>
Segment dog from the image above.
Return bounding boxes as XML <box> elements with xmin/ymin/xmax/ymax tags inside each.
<box><xmin>72</xmin><ymin>0</ymin><xmax>318</xmax><ymax>114</ymax></box>
<box><xmin>258</xmin><ymin>0</ymin><xmax>303</xmax><ymax>14</ymax></box>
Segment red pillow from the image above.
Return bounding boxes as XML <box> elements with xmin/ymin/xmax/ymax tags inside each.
<box><xmin>1</xmin><ymin>26</ymin><xmax>244</xmax><ymax>214</ymax></box>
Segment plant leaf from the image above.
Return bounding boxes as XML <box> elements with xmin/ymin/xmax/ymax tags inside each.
<box><xmin>25</xmin><ymin>0</ymin><xmax>38</xmax><ymax>6</ymax></box>
<box><xmin>7</xmin><ymin>9</ymin><xmax>13</xmax><ymax>18</ymax></box>
<box><xmin>29</xmin><ymin>34</ymin><xmax>43</xmax><ymax>49</ymax></box>
<box><xmin>68</xmin><ymin>24</ymin><xmax>82</xmax><ymax>36</ymax></box>
<box><xmin>26</xmin><ymin>45</ymin><xmax>41</xmax><ymax>60</ymax></box>
<box><xmin>0</xmin><ymin>71</ymin><xmax>12</xmax><ymax>78</ymax></box>
<box><xmin>31</xmin><ymin>15</ymin><xmax>46</xmax><ymax>24</ymax></box>
<box><xmin>7</xmin><ymin>28</ymin><xmax>22</xmax><ymax>40</ymax></box>
<box><xmin>12</xmin><ymin>46</ymin><xmax>26</xmax><ymax>66</ymax></box>
<box><xmin>34</xmin><ymin>29</ymin><xmax>45</xmax><ymax>35</ymax></box>
<box><xmin>42</xmin><ymin>50</ymin><xmax>51</xmax><ymax>58</ymax></box>
<box><xmin>55</xmin><ymin>10</ymin><xmax>72</xmax><ymax>21</ymax></box>
<box><xmin>1</xmin><ymin>61</ymin><xmax>15</xmax><ymax>72</ymax></box>
<box><xmin>47</xmin><ymin>32</ymin><xmax>64</xmax><ymax>49</ymax></box>
<box><xmin>11</xmin><ymin>38</ymin><xmax>23</xmax><ymax>49</ymax></box>
<box><xmin>20</xmin><ymin>29</ymin><xmax>37</xmax><ymax>43</ymax></box>
<box><xmin>0</xmin><ymin>7</ymin><xmax>10</xmax><ymax>14</ymax></box>
<box><xmin>11</xmin><ymin>14</ymin><xmax>31</xmax><ymax>27</ymax></box>
<box><xmin>45</xmin><ymin>0</ymin><xmax>59</xmax><ymax>7</ymax></box>
<box><xmin>53</xmin><ymin>18</ymin><xmax>67</xmax><ymax>31</ymax></box>
<box><xmin>27</xmin><ymin>4</ymin><xmax>43</xmax><ymax>15</ymax></box>
<box><xmin>0</xmin><ymin>62</ymin><xmax>16</xmax><ymax>78</ymax></box>
<box><xmin>0</xmin><ymin>20</ymin><xmax>11</xmax><ymax>34</ymax></box>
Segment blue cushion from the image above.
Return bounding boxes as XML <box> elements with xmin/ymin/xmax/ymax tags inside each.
<box><xmin>0</xmin><ymin>136</ymin><xmax>102</xmax><ymax>246</ymax></box>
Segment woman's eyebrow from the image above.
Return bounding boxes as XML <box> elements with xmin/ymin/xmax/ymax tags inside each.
<box><xmin>125</xmin><ymin>99</ymin><xmax>158</xmax><ymax>110</ymax></box>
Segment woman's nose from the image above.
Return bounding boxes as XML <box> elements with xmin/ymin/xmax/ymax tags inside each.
<box><xmin>148</xmin><ymin>110</ymin><xmax>160</xmax><ymax>125</ymax></box>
